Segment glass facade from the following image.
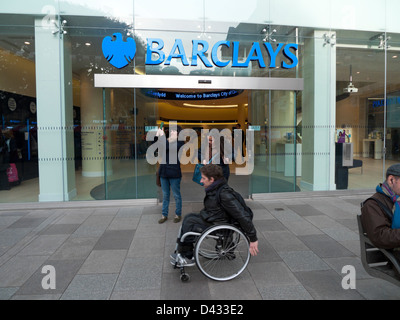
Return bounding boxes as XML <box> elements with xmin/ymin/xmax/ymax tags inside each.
<box><xmin>1</xmin><ymin>0</ymin><xmax>400</xmax><ymax>203</ymax></box>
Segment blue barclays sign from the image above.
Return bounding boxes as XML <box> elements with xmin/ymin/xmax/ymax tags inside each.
<box><xmin>372</xmin><ymin>96</ymin><xmax>400</xmax><ymax>108</ymax></box>
<box><xmin>102</xmin><ymin>33</ymin><xmax>136</xmax><ymax>69</ymax></box>
<box><xmin>102</xmin><ymin>33</ymin><xmax>298</xmax><ymax>70</ymax></box>
<box><xmin>145</xmin><ymin>38</ymin><xmax>298</xmax><ymax>69</ymax></box>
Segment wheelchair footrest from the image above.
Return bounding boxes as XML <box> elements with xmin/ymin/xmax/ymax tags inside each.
<box><xmin>170</xmin><ymin>253</ymin><xmax>195</xmax><ymax>268</ymax></box>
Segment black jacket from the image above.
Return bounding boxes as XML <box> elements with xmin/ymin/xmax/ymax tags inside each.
<box><xmin>159</xmin><ymin>139</ymin><xmax>185</xmax><ymax>179</ymax></box>
<box><xmin>200</xmin><ymin>179</ymin><xmax>257</xmax><ymax>242</ymax></box>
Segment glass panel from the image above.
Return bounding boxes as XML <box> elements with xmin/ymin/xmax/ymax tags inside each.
<box><xmin>0</xmin><ymin>16</ymin><xmax>38</xmax><ymax>202</ymax></box>
<box><xmin>69</xmin><ymin>30</ymin><xmax>106</xmax><ymax>200</ymax></box>
<box><xmin>386</xmin><ymin>33</ymin><xmax>400</xmax><ymax>166</ymax></box>
<box><xmin>248</xmin><ymin>25</ymin><xmax>302</xmax><ymax>194</ymax></box>
<box><xmin>205</xmin><ymin>0</ymin><xmax>270</xmax><ymax>30</ymax></box>
<box><xmin>387</xmin><ymin>0</ymin><xmax>400</xmax><ymax>33</ymax></box>
<box><xmin>95</xmin><ymin>88</ymin><xmax>157</xmax><ymax>200</ymax></box>
<box><xmin>66</xmin><ymin>24</ymin><xmax>145</xmax><ymax>200</ymax></box>
<box><xmin>336</xmin><ymin>30</ymin><xmax>386</xmax><ymax>189</ymax></box>
<box><xmin>134</xmin><ymin>0</ymin><xmax>271</xmax><ymax>34</ymax></box>
<box><xmin>270</xmin><ymin>0</ymin><xmax>330</xmax><ymax>30</ymax></box>
<box><xmin>250</xmin><ymin>90</ymin><xmax>297</xmax><ymax>194</ymax></box>
<box><xmin>59</xmin><ymin>0</ymin><xmax>134</xmax><ymax>28</ymax></box>
<box><xmin>330</xmin><ymin>0</ymin><xmax>386</xmax><ymax>32</ymax></box>
<box><xmin>134</xmin><ymin>0</ymin><xmax>202</xmax><ymax>32</ymax></box>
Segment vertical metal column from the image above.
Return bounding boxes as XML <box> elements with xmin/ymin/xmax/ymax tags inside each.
<box><xmin>103</xmin><ymin>88</ymin><xmax>108</xmax><ymax>200</ymax></box>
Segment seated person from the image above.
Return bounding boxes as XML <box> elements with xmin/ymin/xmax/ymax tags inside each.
<box><xmin>361</xmin><ymin>163</ymin><xmax>400</xmax><ymax>249</ymax></box>
<box><xmin>173</xmin><ymin>164</ymin><xmax>259</xmax><ymax>266</ymax></box>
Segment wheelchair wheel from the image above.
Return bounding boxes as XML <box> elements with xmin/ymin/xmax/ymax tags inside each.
<box><xmin>180</xmin><ymin>273</ymin><xmax>190</xmax><ymax>282</ymax></box>
<box><xmin>194</xmin><ymin>225</ymin><xmax>250</xmax><ymax>281</ymax></box>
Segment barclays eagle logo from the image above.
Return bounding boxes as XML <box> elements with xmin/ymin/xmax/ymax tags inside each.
<box><xmin>102</xmin><ymin>33</ymin><xmax>136</xmax><ymax>69</ymax></box>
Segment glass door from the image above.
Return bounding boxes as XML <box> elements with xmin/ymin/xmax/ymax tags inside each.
<box><xmin>96</xmin><ymin>75</ymin><xmax>303</xmax><ymax>200</ymax></box>
<box><xmin>91</xmin><ymin>87</ymin><xmax>158</xmax><ymax>200</ymax></box>
<box><xmin>250</xmin><ymin>90</ymin><xmax>298</xmax><ymax>194</ymax></box>
<box><xmin>98</xmin><ymin>87</ymin><xmax>299</xmax><ymax>200</ymax></box>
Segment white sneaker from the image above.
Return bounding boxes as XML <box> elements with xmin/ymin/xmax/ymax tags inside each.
<box><xmin>170</xmin><ymin>253</ymin><xmax>195</xmax><ymax>267</ymax></box>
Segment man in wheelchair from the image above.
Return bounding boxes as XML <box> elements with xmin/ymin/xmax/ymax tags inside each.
<box><xmin>173</xmin><ymin>164</ymin><xmax>259</xmax><ymax>266</ymax></box>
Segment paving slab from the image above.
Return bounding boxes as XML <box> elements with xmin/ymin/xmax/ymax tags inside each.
<box><xmin>0</xmin><ymin>190</ymin><xmax>399</xmax><ymax>301</ymax></box>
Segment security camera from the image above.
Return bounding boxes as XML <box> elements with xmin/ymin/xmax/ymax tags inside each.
<box><xmin>343</xmin><ymin>83</ymin><xmax>358</xmax><ymax>93</ymax></box>
<box><xmin>343</xmin><ymin>65</ymin><xmax>358</xmax><ymax>93</ymax></box>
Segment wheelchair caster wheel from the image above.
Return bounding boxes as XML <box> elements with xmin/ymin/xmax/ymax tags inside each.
<box><xmin>180</xmin><ymin>273</ymin><xmax>190</xmax><ymax>282</ymax></box>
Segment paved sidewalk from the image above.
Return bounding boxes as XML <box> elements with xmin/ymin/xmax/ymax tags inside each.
<box><xmin>0</xmin><ymin>190</ymin><xmax>400</xmax><ymax>300</ymax></box>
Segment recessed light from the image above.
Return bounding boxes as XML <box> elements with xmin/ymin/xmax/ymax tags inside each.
<box><xmin>24</xmin><ymin>41</ymin><xmax>30</xmax><ymax>45</ymax></box>
<box><xmin>393</xmin><ymin>55</ymin><xmax>398</xmax><ymax>59</ymax></box>
<box><xmin>85</xmin><ymin>42</ymin><xmax>91</xmax><ymax>46</ymax></box>
<box><xmin>183</xmin><ymin>103</ymin><xmax>238</xmax><ymax>108</ymax></box>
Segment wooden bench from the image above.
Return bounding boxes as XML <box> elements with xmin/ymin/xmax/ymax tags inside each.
<box><xmin>357</xmin><ymin>215</ymin><xmax>400</xmax><ymax>286</ymax></box>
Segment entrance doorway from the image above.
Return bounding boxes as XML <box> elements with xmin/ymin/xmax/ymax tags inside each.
<box><xmin>93</xmin><ymin>75</ymin><xmax>303</xmax><ymax>201</ymax></box>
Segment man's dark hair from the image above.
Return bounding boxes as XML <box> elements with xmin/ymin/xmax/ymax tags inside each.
<box><xmin>200</xmin><ymin>164</ymin><xmax>223</xmax><ymax>180</ymax></box>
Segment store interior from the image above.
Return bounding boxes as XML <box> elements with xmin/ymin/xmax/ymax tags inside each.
<box><xmin>1</xmin><ymin>25</ymin><xmax>400</xmax><ymax>202</ymax></box>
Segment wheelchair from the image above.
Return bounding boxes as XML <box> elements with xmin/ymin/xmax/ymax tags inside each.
<box><xmin>171</xmin><ymin>224</ymin><xmax>251</xmax><ymax>282</ymax></box>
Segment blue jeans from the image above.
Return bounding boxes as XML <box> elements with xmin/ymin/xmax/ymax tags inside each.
<box><xmin>160</xmin><ymin>177</ymin><xmax>182</xmax><ymax>217</ymax></box>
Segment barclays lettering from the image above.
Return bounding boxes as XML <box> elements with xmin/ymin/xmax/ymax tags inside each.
<box><xmin>146</xmin><ymin>38</ymin><xmax>298</xmax><ymax>69</ymax></box>
<box><xmin>102</xmin><ymin>33</ymin><xmax>298</xmax><ymax>70</ymax></box>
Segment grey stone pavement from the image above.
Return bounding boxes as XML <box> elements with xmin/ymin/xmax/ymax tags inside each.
<box><xmin>1</xmin><ymin>190</ymin><xmax>400</xmax><ymax>300</ymax></box>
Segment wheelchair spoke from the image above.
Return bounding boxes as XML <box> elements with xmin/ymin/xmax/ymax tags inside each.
<box><xmin>194</xmin><ymin>225</ymin><xmax>250</xmax><ymax>281</ymax></box>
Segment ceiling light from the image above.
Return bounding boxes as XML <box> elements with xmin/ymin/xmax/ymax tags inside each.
<box><xmin>393</xmin><ymin>55</ymin><xmax>398</xmax><ymax>59</ymax></box>
<box><xmin>85</xmin><ymin>42</ymin><xmax>91</xmax><ymax>46</ymax></box>
<box><xmin>24</xmin><ymin>41</ymin><xmax>30</xmax><ymax>45</ymax></box>
<box><xmin>183</xmin><ymin>103</ymin><xmax>238</xmax><ymax>108</ymax></box>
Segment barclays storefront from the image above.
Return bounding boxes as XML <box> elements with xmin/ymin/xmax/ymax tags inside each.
<box><xmin>1</xmin><ymin>0</ymin><xmax>400</xmax><ymax>203</ymax></box>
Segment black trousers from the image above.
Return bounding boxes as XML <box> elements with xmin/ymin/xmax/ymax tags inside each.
<box><xmin>178</xmin><ymin>213</ymin><xmax>212</xmax><ymax>258</ymax></box>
